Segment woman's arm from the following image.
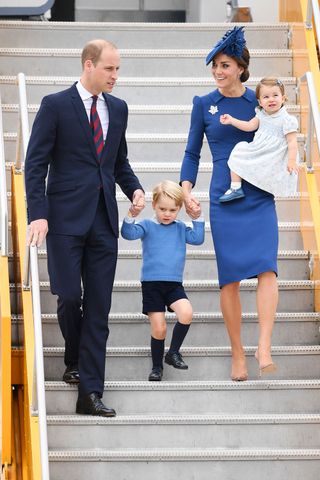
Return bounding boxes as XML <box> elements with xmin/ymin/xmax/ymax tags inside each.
<box><xmin>220</xmin><ymin>114</ymin><xmax>259</xmax><ymax>132</ymax></box>
<box><xmin>180</xmin><ymin>96</ymin><xmax>205</xmax><ymax>187</ymax></box>
<box><xmin>181</xmin><ymin>180</ymin><xmax>201</xmax><ymax>219</ymax></box>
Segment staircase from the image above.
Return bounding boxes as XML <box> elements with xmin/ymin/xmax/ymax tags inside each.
<box><xmin>2</xmin><ymin>19</ymin><xmax>320</xmax><ymax>479</ymax></box>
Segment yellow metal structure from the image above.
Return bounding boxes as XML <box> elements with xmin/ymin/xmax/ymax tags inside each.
<box><xmin>10</xmin><ymin>166</ymin><xmax>42</xmax><ymax>480</ymax></box>
<box><xmin>0</xmin><ymin>253</ymin><xmax>12</xmax><ymax>476</ymax></box>
<box><xmin>280</xmin><ymin>0</ymin><xmax>320</xmax><ymax>310</ymax></box>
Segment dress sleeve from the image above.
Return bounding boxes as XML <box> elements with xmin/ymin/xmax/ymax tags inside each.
<box><xmin>254</xmin><ymin>107</ymin><xmax>263</xmax><ymax>120</ymax></box>
<box><xmin>180</xmin><ymin>96</ymin><xmax>205</xmax><ymax>187</ymax></box>
<box><xmin>283</xmin><ymin>114</ymin><xmax>298</xmax><ymax>135</ymax></box>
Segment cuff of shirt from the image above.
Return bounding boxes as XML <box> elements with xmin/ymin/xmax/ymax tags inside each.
<box><xmin>124</xmin><ymin>216</ymin><xmax>135</xmax><ymax>223</ymax></box>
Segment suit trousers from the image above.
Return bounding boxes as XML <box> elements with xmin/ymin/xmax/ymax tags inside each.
<box><xmin>46</xmin><ymin>192</ymin><xmax>118</xmax><ymax>397</ymax></box>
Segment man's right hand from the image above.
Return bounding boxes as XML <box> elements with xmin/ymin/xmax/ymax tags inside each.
<box><xmin>27</xmin><ymin>219</ymin><xmax>48</xmax><ymax>247</ymax></box>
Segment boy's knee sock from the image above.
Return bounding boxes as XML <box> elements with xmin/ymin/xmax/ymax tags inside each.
<box><xmin>151</xmin><ymin>336</ymin><xmax>165</xmax><ymax>368</ymax></box>
<box><xmin>168</xmin><ymin>322</ymin><xmax>190</xmax><ymax>354</ymax></box>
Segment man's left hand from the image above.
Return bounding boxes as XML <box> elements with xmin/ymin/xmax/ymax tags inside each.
<box><xmin>130</xmin><ymin>189</ymin><xmax>145</xmax><ymax>217</ymax></box>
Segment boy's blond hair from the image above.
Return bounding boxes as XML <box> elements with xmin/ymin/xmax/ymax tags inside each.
<box><xmin>152</xmin><ymin>180</ymin><xmax>184</xmax><ymax>207</ymax></box>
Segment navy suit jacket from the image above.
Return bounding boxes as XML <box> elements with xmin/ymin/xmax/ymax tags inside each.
<box><xmin>25</xmin><ymin>83</ymin><xmax>143</xmax><ymax>237</ymax></box>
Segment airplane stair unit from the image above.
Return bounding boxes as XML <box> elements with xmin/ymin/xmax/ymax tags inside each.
<box><xmin>2</xmin><ymin>12</ymin><xmax>320</xmax><ymax>480</ymax></box>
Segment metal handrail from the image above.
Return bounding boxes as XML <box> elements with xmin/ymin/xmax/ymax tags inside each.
<box><xmin>0</xmin><ymin>91</ymin><xmax>8</xmax><ymax>256</ymax></box>
<box><xmin>16</xmin><ymin>72</ymin><xmax>30</xmax><ymax>172</ymax></box>
<box><xmin>17</xmin><ymin>72</ymin><xmax>50</xmax><ymax>480</ymax></box>
<box><xmin>29</xmin><ymin>244</ymin><xmax>50</xmax><ymax>480</ymax></box>
<box><xmin>300</xmin><ymin>71</ymin><xmax>320</xmax><ymax>171</ymax></box>
<box><xmin>306</xmin><ymin>0</ymin><xmax>320</xmax><ymax>51</ymax></box>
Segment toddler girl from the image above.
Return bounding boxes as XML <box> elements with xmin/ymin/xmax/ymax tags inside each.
<box><xmin>219</xmin><ymin>77</ymin><xmax>300</xmax><ymax>202</ymax></box>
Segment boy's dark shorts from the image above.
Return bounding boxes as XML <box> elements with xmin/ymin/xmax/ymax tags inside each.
<box><xmin>141</xmin><ymin>281</ymin><xmax>188</xmax><ymax>315</ymax></box>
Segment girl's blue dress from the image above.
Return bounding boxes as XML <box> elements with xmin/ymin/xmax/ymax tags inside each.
<box><xmin>180</xmin><ymin>88</ymin><xmax>278</xmax><ymax>287</ymax></box>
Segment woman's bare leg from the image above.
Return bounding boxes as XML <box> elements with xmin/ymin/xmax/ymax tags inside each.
<box><xmin>256</xmin><ymin>271</ymin><xmax>278</xmax><ymax>369</ymax></box>
<box><xmin>220</xmin><ymin>282</ymin><xmax>247</xmax><ymax>380</ymax></box>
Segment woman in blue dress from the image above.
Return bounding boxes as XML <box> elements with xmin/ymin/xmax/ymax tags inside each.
<box><xmin>180</xmin><ymin>27</ymin><xmax>278</xmax><ymax>381</ymax></box>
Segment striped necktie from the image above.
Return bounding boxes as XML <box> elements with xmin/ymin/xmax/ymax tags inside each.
<box><xmin>90</xmin><ymin>95</ymin><xmax>104</xmax><ymax>158</ymax></box>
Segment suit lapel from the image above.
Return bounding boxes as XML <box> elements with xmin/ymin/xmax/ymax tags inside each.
<box><xmin>70</xmin><ymin>84</ymin><xmax>98</xmax><ymax>161</ymax></box>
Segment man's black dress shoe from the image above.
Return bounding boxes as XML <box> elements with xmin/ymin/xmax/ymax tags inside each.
<box><xmin>76</xmin><ymin>392</ymin><xmax>116</xmax><ymax>417</ymax></box>
<box><xmin>165</xmin><ymin>351</ymin><xmax>188</xmax><ymax>370</ymax></box>
<box><xmin>63</xmin><ymin>365</ymin><xmax>80</xmax><ymax>384</ymax></box>
<box><xmin>148</xmin><ymin>367</ymin><xmax>163</xmax><ymax>381</ymax></box>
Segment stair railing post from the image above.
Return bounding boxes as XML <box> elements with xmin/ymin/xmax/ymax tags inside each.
<box><xmin>15</xmin><ymin>72</ymin><xmax>30</xmax><ymax>172</ymax></box>
<box><xmin>306</xmin><ymin>0</ymin><xmax>320</xmax><ymax>49</ymax></box>
<box><xmin>16</xmin><ymin>72</ymin><xmax>50</xmax><ymax>480</ymax></box>
<box><xmin>300</xmin><ymin>71</ymin><xmax>320</xmax><ymax>172</ymax></box>
<box><xmin>0</xmin><ymin>91</ymin><xmax>8</xmax><ymax>256</ymax></box>
<box><xmin>29</xmin><ymin>244</ymin><xmax>50</xmax><ymax>480</ymax></box>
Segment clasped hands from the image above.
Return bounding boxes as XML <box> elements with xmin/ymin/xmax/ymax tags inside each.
<box><xmin>27</xmin><ymin>189</ymin><xmax>146</xmax><ymax>247</ymax></box>
<box><xmin>128</xmin><ymin>189</ymin><xmax>145</xmax><ymax>217</ymax></box>
<box><xmin>184</xmin><ymin>193</ymin><xmax>202</xmax><ymax>219</ymax></box>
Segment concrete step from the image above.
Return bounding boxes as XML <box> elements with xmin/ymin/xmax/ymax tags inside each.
<box><xmin>48</xmin><ymin>447</ymin><xmax>320</xmax><ymax>480</ymax></box>
<box><xmin>8</xmin><ymin>249</ymin><xmax>310</xmax><ymax>282</ymax></box>
<box><xmin>45</xmin><ymin>379</ymin><xmax>320</xmax><ymax>415</ymax></box>
<box><xmin>0</xmin><ymin>102</ymin><xmax>301</xmax><ymax>133</ymax></box>
<box><xmin>120</xmin><ymin>192</ymin><xmax>303</xmax><ymax>223</ymax></box>
<box><xmin>0</xmin><ymin>48</ymin><xmax>293</xmax><ymax>77</ymax></box>
<box><xmin>4</xmin><ymin>151</ymin><xmax>306</xmax><ymax>191</ymax></box>
<box><xmin>12</xmin><ymin>312</ymin><xmax>320</xmax><ymax>348</ymax></box>
<box><xmin>47</xmin><ymin>448</ymin><xmax>320</xmax><ymax>480</ymax></box>
<box><xmin>43</xmin><ymin>345</ymin><xmax>320</xmax><ymax>382</ymax></box>
<box><xmin>5</xmin><ymin>191</ymin><xmax>304</xmax><ymax>223</ymax></box>
<box><xmin>147</xmin><ymin>221</ymin><xmax>303</xmax><ymax>251</ymax></box>
<box><xmin>0</xmin><ymin>75</ymin><xmax>298</xmax><ymax>104</ymax></box>
<box><xmin>47</xmin><ymin>413</ymin><xmax>320</xmax><ymax>449</ymax></box>
<box><xmin>3</xmin><ymin>132</ymin><xmax>306</xmax><ymax>164</ymax></box>
<box><xmin>7</xmin><ymin>221</ymin><xmax>305</xmax><ymax>252</ymax></box>
<box><xmin>10</xmin><ymin>280</ymin><xmax>315</xmax><ymax>313</ymax></box>
<box><xmin>0</xmin><ymin>21</ymin><xmax>290</xmax><ymax>49</ymax></box>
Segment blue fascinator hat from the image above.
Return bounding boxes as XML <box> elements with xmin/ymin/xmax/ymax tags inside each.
<box><xmin>206</xmin><ymin>26</ymin><xmax>246</xmax><ymax>65</ymax></box>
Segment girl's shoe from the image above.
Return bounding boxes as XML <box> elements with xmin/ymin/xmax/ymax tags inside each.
<box><xmin>219</xmin><ymin>187</ymin><xmax>245</xmax><ymax>203</ymax></box>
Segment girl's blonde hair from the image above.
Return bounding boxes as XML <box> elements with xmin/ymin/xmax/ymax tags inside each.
<box><xmin>255</xmin><ymin>77</ymin><xmax>286</xmax><ymax>99</ymax></box>
<box><xmin>152</xmin><ymin>180</ymin><xmax>184</xmax><ymax>207</ymax></box>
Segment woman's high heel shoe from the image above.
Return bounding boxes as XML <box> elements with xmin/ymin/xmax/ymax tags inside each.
<box><xmin>231</xmin><ymin>357</ymin><xmax>248</xmax><ymax>382</ymax></box>
<box><xmin>231</xmin><ymin>373</ymin><xmax>248</xmax><ymax>382</ymax></box>
<box><xmin>255</xmin><ymin>351</ymin><xmax>277</xmax><ymax>377</ymax></box>
<box><xmin>258</xmin><ymin>363</ymin><xmax>277</xmax><ymax>377</ymax></box>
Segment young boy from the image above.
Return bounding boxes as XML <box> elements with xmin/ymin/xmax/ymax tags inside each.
<box><xmin>121</xmin><ymin>180</ymin><xmax>204</xmax><ymax>381</ymax></box>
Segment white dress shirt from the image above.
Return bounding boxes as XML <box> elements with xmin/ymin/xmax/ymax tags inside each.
<box><xmin>76</xmin><ymin>80</ymin><xmax>109</xmax><ymax>141</ymax></box>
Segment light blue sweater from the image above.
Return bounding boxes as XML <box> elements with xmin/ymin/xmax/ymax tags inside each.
<box><xmin>121</xmin><ymin>217</ymin><xmax>205</xmax><ymax>282</ymax></box>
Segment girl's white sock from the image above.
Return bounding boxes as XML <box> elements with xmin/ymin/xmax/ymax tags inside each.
<box><xmin>231</xmin><ymin>181</ymin><xmax>242</xmax><ymax>190</ymax></box>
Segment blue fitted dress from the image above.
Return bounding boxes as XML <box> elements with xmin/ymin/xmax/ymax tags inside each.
<box><xmin>180</xmin><ymin>88</ymin><xmax>278</xmax><ymax>287</ymax></box>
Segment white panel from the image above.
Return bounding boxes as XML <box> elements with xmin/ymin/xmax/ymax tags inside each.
<box><xmin>76</xmin><ymin>0</ymin><xmax>140</xmax><ymax>9</ymax></box>
<box><xmin>186</xmin><ymin>0</ymin><xmax>279</xmax><ymax>23</ymax></box>
<box><xmin>238</xmin><ymin>0</ymin><xmax>279</xmax><ymax>22</ymax></box>
<box><xmin>144</xmin><ymin>0</ymin><xmax>186</xmax><ymax>10</ymax></box>
<box><xmin>0</xmin><ymin>0</ymin><xmax>46</xmax><ymax>5</ymax></box>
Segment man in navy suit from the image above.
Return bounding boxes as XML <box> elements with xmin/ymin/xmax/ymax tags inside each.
<box><xmin>25</xmin><ymin>39</ymin><xmax>145</xmax><ymax>416</ymax></box>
